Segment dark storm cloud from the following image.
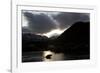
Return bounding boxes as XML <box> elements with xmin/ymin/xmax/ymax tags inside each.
<box><xmin>23</xmin><ymin>11</ymin><xmax>89</xmax><ymax>34</ymax></box>
<box><xmin>22</xmin><ymin>27</ymin><xmax>31</xmax><ymax>33</ymax></box>
<box><xmin>53</xmin><ymin>12</ymin><xmax>89</xmax><ymax>29</ymax></box>
<box><xmin>23</xmin><ymin>12</ymin><xmax>57</xmax><ymax>33</ymax></box>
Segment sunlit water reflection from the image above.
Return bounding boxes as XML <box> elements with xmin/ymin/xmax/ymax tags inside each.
<box><xmin>22</xmin><ymin>50</ymin><xmax>89</xmax><ymax>62</ymax></box>
<box><xmin>43</xmin><ymin>50</ymin><xmax>64</xmax><ymax>61</ymax></box>
<box><xmin>22</xmin><ymin>51</ymin><xmax>65</xmax><ymax>62</ymax></box>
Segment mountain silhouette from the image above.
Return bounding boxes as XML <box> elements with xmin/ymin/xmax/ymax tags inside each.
<box><xmin>22</xmin><ymin>32</ymin><xmax>49</xmax><ymax>52</ymax></box>
<box><xmin>52</xmin><ymin>22</ymin><xmax>90</xmax><ymax>59</ymax></box>
<box><xmin>22</xmin><ymin>21</ymin><xmax>90</xmax><ymax>60</ymax></box>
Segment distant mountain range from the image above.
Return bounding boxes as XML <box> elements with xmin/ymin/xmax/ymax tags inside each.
<box><xmin>22</xmin><ymin>32</ymin><xmax>49</xmax><ymax>52</ymax></box>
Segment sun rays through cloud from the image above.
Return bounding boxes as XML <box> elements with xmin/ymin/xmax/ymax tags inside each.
<box><xmin>42</xmin><ymin>28</ymin><xmax>66</xmax><ymax>38</ymax></box>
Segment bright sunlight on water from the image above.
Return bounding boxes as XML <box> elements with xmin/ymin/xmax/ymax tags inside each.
<box><xmin>43</xmin><ymin>50</ymin><xmax>64</xmax><ymax>61</ymax></box>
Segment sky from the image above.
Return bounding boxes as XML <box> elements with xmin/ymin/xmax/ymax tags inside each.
<box><xmin>22</xmin><ymin>10</ymin><xmax>90</xmax><ymax>38</ymax></box>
